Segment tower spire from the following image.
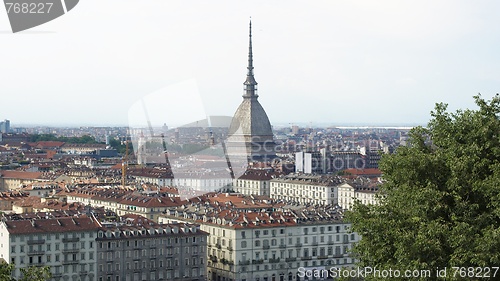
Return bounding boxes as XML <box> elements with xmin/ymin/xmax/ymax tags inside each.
<box><xmin>244</xmin><ymin>19</ymin><xmax>258</xmax><ymax>97</ymax></box>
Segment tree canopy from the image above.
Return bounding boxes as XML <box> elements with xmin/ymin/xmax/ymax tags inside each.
<box><xmin>346</xmin><ymin>95</ymin><xmax>500</xmax><ymax>280</ymax></box>
<box><xmin>0</xmin><ymin>262</ymin><xmax>50</xmax><ymax>281</ymax></box>
<box><xmin>29</xmin><ymin>134</ymin><xmax>100</xmax><ymax>144</ymax></box>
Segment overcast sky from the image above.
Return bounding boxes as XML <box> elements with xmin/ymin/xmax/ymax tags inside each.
<box><xmin>1</xmin><ymin>0</ymin><xmax>500</xmax><ymax>128</ymax></box>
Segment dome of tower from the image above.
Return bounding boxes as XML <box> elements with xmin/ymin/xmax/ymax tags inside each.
<box><xmin>229</xmin><ymin>97</ymin><xmax>273</xmax><ymax>138</ymax></box>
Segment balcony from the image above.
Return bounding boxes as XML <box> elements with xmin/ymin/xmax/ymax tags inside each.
<box><xmin>295</xmin><ymin>243</ymin><xmax>302</xmax><ymax>247</ymax></box>
<box><xmin>220</xmin><ymin>258</ymin><xmax>234</xmax><ymax>265</ymax></box>
<box><xmin>279</xmin><ymin>244</ymin><xmax>286</xmax><ymax>249</ymax></box>
<box><xmin>301</xmin><ymin>256</ymin><xmax>312</xmax><ymax>260</ymax></box>
<box><xmin>27</xmin><ymin>239</ymin><xmax>45</xmax><ymax>245</ymax></box>
<box><xmin>312</xmin><ymin>242</ymin><xmax>318</xmax><ymax>246</ymax></box>
<box><xmin>62</xmin><ymin>237</ymin><xmax>80</xmax><ymax>243</ymax></box>
<box><xmin>252</xmin><ymin>259</ymin><xmax>264</xmax><ymax>264</ymax></box>
<box><xmin>327</xmin><ymin>241</ymin><xmax>334</xmax><ymax>245</ymax></box>
<box><xmin>62</xmin><ymin>260</ymin><xmax>79</xmax><ymax>265</ymax></box>
<box><xmin>216</xmin><ymin>244</ymin><xmax>222</xmax><ymax>250</ymax></box>
<box><xmin>285</xmin><ymin>258</ymin><xmax>296</xmax><ymax>262</ymax></box>
<box><xmin>318</xmin><ymin>255</ymin><xmax>328</xmax><ymax>259</ymax></box>
<box><xmin>238</xmin><ymin>260</ymin><xmax>250</xmax><ymax>266</ymax></box>
<box><xmin>209</xmin><ymin>255</ymin><xmax>218</xmax><ymax>262</ymax></box>
<box><xmin>262</xmin><ymin>245</ymin><xmax>270</xmax><ymax>250</ymax></box>
<box><xmin>27</xmin><ymin>250</ymin><xmax>45</xmax><ymax>256</ymax></box>
<box><xmin>227</xmin><ymin>246</ymin><xmax>233</xmax><ymax>251</ymax></box>
<box><xmin>62</xmin><ymin>248</ymin><xmax>79</xmax><ymax>253</ymax></box>
<box><xmin>269</xmin><ymin>258</ymin><xmax>280</xmax><ymax>263</ymax></box>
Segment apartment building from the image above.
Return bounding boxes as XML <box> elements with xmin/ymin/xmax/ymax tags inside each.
<box><xmin>233</xmin><ymin>169</ymin><xmax>282</xmax><ymax>196</ymax></box>
<box><xmin>64</xmin><ymin>187</ymin><xmax>185</xmax><ymax>221</ymax></box>
<box><xmin>269</xmin><ymin>174</ymin><xmax>342</xmax><ymax>206</ymax></box>
<box><xmin>96</xmin><ymin>215</ymin><xmax>208</xmax><ymax>281</ymax></box>
<box><xmin>337</xmin><ymin>181</ymin><xmax>380</xmax><ymax>210</ymax></box>
<box><xmin>159</xmin><ymin>194</ymin><xmax>359</xmax><ymax>281</ymax></box>
<box><xmin>0</xmin><ymin>215</ymin><xmax>100</xmax><ymax>280</ymax></box>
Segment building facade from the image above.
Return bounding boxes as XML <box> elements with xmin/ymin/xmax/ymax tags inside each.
<box><xmin>0</xmin><ymin>216</ymin><xmax>100</xmax><ymax>281</ymax></box>
<box><xmin>96</xmin><ymin>217</ymin><xmax>208</xmax><ymax>281</ymax></box>
<box><xmin>233</xmin><ymin>169</ymin><xmax>282</xmax><ymax>196</ymax></box>
<box><xmin>269</xmin><ymin>174</ymin><xmax>341</xmax><ymax>206</ymax></box>
<box><xmin>160</xmin><ymin>206</ymin><xmax>359</xmax><ymax>281</ymax></box>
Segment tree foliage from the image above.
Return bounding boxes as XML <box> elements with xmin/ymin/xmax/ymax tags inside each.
<box><xmin>346</xmin><ymin>95</ymin><xmax>500</xmax><ymax>280</ymax></box>
<box><xmin>0</xmin><ymin>262</ymin><xmax>50</xmax><ymax>281</ymax></box>
<box><xmin>0</xmin><ymin>262</ymin><xmax>14</xmax><ymax>281</ymax></box>
<box><xmin>18</xmin><ymin>266</ymin><xmax>51</xmax><ymax>281</ymax></box>
<box><xmin>29</xmin><ymin>134</ymin><xmax>100</xmax><ymax>144</ymax></box>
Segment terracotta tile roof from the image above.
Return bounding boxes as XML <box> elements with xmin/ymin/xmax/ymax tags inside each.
<box><xmin>4</xmin><ymin>216</ymin><xmax>100</xmax><ymax>234</ymax></box>
<box><xmin>343</xmin><ymin>168</ymin><xmax>382</xmax><ymax>177</ymax></box>
<box><xmin>61</xmin><ymin>143</ymin><xmax>106</xmax><ymax>148</ymax></box>
<box><xmin>13</xmin><ymin>196</ymin><xmax>41</xmax><ymax>207</ymax></box>
<box><xmin>237</xmin><ymin>169</ymin><xmax>282</xmax><ymax>181</ymax></box>
<box><xmin>0</xmin><ymin>171</ymin><xmax>43</xmax><ymax>180</ymax></box>
<box><xmin>0</xmin><ymin>191</ymin><xmax>28</xmax><ymax>200</ymax></box>
<box><xmin>29</xmin><ymin>141</ymin><xmax>66</xmax><ymax>149</ymax></box>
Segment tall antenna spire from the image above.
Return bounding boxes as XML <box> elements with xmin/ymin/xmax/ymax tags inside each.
<box><xmin>247</xmin><ymin>19</ymin><xmax>254</xmax><ymax>76</ymax></box>
<box><xmin>244</xmin><ymin>18</ymin><xmax>258</xmax><ymax>97</ymax></box>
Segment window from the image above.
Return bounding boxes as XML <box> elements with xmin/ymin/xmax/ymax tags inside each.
<box><xmin>241</xmin><ymin>241</ymin><xmax>247</xmax><ymax>248</ymax></box>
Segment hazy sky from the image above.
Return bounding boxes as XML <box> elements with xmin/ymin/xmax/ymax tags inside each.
<box><xmin>1</xmin><ymin>0</ymin><xmax>500</xmax><ymax>127</ymax></box>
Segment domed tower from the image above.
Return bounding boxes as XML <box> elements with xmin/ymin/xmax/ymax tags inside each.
<box><xmin>226</xmin><ymin>21</ymin><xmax>277</xmax><ymax>163</ymax></box>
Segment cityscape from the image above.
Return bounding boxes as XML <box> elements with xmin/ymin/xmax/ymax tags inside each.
<box><xmin>0</xmin><ymin>21</ymin><xmax>412</xmax><ymax>281</ymax></box>
<box><xmin>2</xmin><ymin>3</ymin><xmax>500</xmax><ymax>280</ymax></box>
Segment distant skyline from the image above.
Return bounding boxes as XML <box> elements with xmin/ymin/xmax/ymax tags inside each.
<box><xmin>1</xmin><ymin>1</ymin><xmax>500</xmax><ymax>127</ymax></box>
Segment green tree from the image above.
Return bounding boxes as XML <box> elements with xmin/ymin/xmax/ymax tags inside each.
<box><xmin>346</xmin><ymin>95</ymin><xmax>500</xmax><ymax>280</ymax></box>
<box><xmin>0</xmin><ymin>261</ymin><xmax>14</xmax><ymax>281</ymax></box>
<box><xmin>0</xmin><ymin>262</ymin><xmax>50</xmax><ymax>281</ymax></box>
<box><xmin>18</xmin><ymin>266</ymin><xmax>51</xmax><ymax>281</ymax></box>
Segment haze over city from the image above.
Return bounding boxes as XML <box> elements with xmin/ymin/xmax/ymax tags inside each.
<box><xmin>1</xmin><ymin>1</ymin><xmax>500</xmax><ymax>127</ymax></box>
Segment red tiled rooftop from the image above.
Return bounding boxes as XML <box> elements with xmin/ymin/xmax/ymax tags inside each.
<box><xmin>4</xmin><ymin>217</ymin><xmax>100</xmax><ymax>234</ymax></box>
